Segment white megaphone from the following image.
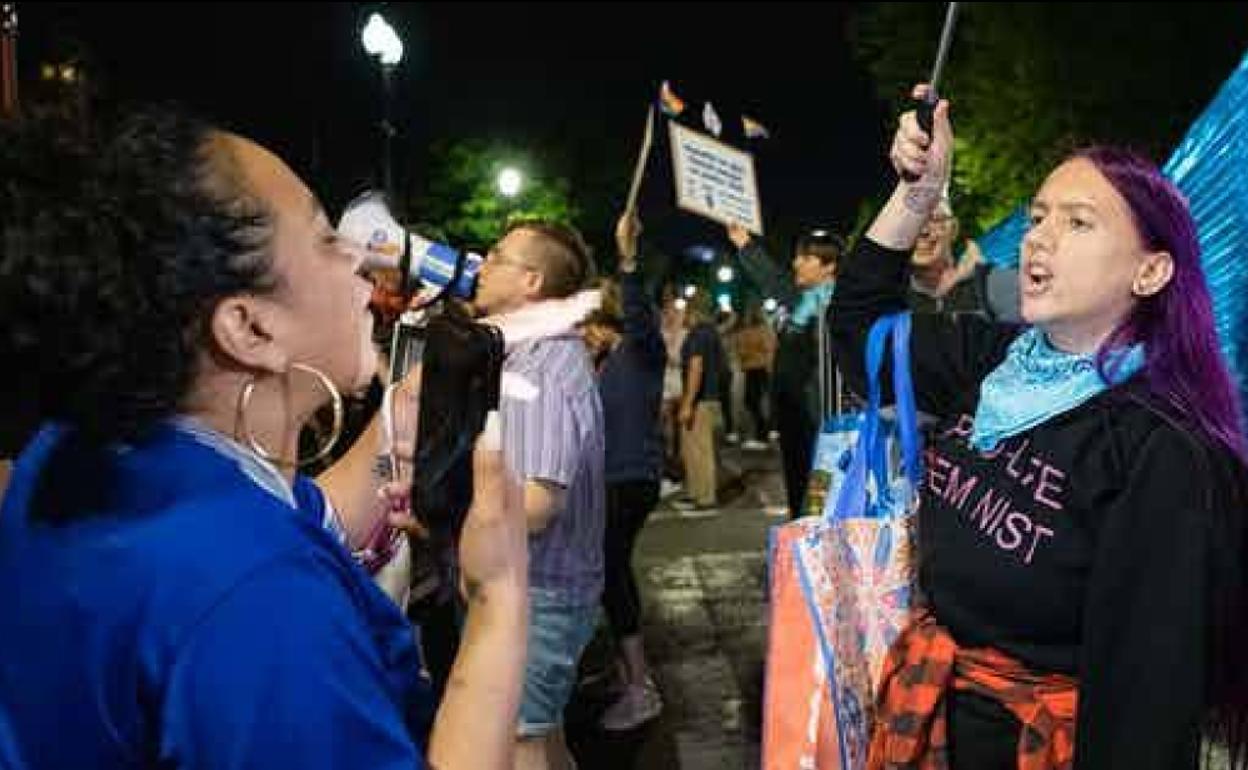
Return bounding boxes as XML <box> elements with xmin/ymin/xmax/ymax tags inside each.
<box><xmin>337</xmin><ymin>191</ymin><xmax>483</xmax><ymax>301</ymax></box>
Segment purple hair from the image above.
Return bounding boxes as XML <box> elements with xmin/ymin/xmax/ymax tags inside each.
<box><xmin>1078</xmin><ymin>147</ymin><xmax>1248</xmax><ymax>465</ymax></box>
<box><xmin>1078</xmin><ymin>146</ymin><xmax>1248</xmax><ymax>764</ymax></box>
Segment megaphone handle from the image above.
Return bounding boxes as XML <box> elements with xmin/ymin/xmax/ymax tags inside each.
<box><xmin>398</xmin><ymin>232</ymin><xmax>415</xmax><ymax>297</ymax></box>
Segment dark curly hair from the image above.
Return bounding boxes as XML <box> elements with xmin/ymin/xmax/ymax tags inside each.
<box><xmin>0</xmin><ymin>107</ymin><xmax>277</xmax><ymax>450</ymax></box>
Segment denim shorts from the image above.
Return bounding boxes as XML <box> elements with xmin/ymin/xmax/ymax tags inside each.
<box><xmin>516</xmin><ymin>588</ymin><xmax>599</xmax><ymax>738</ymax></box>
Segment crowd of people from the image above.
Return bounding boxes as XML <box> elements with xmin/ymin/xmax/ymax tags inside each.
<box><xmin>2</xmin><ymin>76</ymin><xmax>1247</xmax><ymax>770</ymax></box>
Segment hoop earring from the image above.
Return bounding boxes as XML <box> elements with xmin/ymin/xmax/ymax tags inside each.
<box><xmin>238</xmin><ymin>363</ymin><xmax>345</xmax><ymax>468</ymax></box>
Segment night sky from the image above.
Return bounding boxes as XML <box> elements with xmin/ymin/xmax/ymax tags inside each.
<box><xmin>15</xmin><ymin>2</ymin><xmax>893</xmax><ymax>270</ymax></box>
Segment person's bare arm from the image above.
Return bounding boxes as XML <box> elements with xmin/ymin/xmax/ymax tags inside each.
<box><xmin>317</xmin><ymin>370</ymin><xmax>420</xmax><ymax>545</ymax></box>
<box><xmin>423</xmin><ymin>416</ymin><xmax>529</xmax><ymax>770</ymax></box>
<box><xmin>866</xmin><ymin>85</ymin><xmax>953</xmax><ymax>252</ymax></box>
<box><xmin>523</xmin><ymin>478</ymin><xmax>568</xmax><ymax>534</ymax></box>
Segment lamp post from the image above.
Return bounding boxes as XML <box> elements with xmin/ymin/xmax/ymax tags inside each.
<box><xmin>2</xmin><ymin>4</ymin><xmax>19</xmax><ymax>117</ymax></box>
<box><xmin>361</xmin><ymin>12</ymin><xmax>403</xmax><ymax>201</ymax></box>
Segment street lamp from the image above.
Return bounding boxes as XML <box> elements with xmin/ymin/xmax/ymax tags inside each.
<box><xmin>361</xmin><ymin>12</ymin><xmax>403</xmax><ymax>200</ymax></box>
<box><xmin>362</xmin><ymin>13</ymin><xmax>403</xmax><ymax>65</ymax></box>
<box><xmin>763</xmin><ymin>297</ymin><xmax>779</xmax><ymax>313</ymax></box>
<box><xmin>717</xmin><ymin>265</ymin><xmax>734</xmax><ymax>283</ymax></box>
<box><xmin>683</xmin><ymin>285</ymin><xmax>697</xmax><ymax>299</ymax></box>
<box><xmin>497</xmin><ymin>167</ymin><xmax>523</xmax><ymax>198</ymax></box>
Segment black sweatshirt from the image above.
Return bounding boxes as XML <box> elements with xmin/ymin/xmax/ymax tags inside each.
<box><xmin>828</xmin><ymin>237</ymin><xmax>1244</xmax><ymax>769</ymax></box>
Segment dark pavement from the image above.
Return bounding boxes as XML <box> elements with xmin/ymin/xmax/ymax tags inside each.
<box><xmin>567</xmin><ymin>444</ymin><xmax>787</xmax><ymax>769</ymax></box>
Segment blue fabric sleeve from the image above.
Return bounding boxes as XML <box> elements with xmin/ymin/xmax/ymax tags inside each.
<box><xmin>293</xmin><ymin>474</ymin><xmax>349</xmax><ymax>546</ymax></box>
<box><xmin>159</xmin><ymin>553</ymin><xmax>425</xmax><ymax>770</ymax></box>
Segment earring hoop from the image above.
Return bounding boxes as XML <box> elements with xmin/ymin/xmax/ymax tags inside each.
<box><xmin>238</xmin><ymin>363</ymin><xmax>344</xmax><ymax>468</ymax></box>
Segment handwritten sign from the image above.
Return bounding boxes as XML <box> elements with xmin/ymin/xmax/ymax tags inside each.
<box><xmin>669</xmin><ymin>122</ymin><xmax>763</xmax><ymax>235</ymax></box>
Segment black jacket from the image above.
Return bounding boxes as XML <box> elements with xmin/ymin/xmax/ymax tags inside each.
<box><xmin>829</xmin><ymin>237</ymin><xmax>1246</xmax><ymax>770</ymax></box>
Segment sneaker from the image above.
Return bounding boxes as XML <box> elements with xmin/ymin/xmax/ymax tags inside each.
<box><xmin>659</xmin><ymin>479</ymin><xmax>682</xmax><ymax>500</ymax></box>
<box><xmin>678</xmin><ymin>503</ymin><xmax>718</xmax><ymax>519</ymax></box>
<box><xmin>742</xmin><ymin>439</ymin><xmax>768</xmax><ymax>451</ymax></box>
<box><xmin>767</xmin><ymin>430</ymin><xmax>780</xmax><ymax>442</ymax></box>
<box><xmin>725</xmin><ymin>432</ymin><xmax>740</xmax><ymax>445</ymax></box>
<box><xmin>600</xmin><ymin>683</ymin><xmax>663</xmax><ymax>731</ymax></box>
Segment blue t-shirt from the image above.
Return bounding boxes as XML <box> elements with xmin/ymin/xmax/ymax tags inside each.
<box><xmin>680</xmin><ymin>322</ymin><xmax>723</xmax><ymax>402</ymax></box>
<box><xmin>0</xmin><ymin>423</ymin><xmax>432</xmax><ymax>770</ymax></box>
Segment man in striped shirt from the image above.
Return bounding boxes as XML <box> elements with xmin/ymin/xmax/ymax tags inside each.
<box><xmin>474</xmin><ymin>219</ymin><xmax>604</xmax><ymax>770</ymax></box>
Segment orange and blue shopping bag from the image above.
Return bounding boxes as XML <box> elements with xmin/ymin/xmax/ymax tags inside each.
<box><xmin>762</xmin><ymin>313</ymin><xmax>921</xmax><ymax>770</ymax></box>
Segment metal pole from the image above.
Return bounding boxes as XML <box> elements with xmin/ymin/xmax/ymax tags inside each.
<box><xmin>381</xmin><ymin>62</ymin><xmax>396</xmax><ymax>202</ymax></box>
<box><xmin>1</xmin><ymin>3</ymin><xmax>18</xmax><ymax>117</ymax></box>
<box><xmin>927</xmin><ymin>2</ymin><xmax>960</xmax><ymax>98</ymax></box>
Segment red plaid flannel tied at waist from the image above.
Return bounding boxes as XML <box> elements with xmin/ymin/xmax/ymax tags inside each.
<box><xmin>867</xmin><ymin>610</ymin><xmax>1079</xmax><ymax>770</ymax></box>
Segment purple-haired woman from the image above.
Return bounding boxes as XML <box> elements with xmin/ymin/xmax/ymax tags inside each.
<box><xmin>829</xmin><ymin>84</ymin><xmax>1248</xmax><ymax>769</ymax></box>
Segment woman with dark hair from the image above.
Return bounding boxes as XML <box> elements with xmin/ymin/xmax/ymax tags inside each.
<box><xmin>579</xmin><ymin>211</ymin><xmax>667</xmax><ymax>730</ymax></box>
<box><xmin>830</xmin><ymin>85</ymin><xmax>1248</xmax><ymax>769</ymax></box>
<box><xmin>0</xmin><ymin>109</ymin><xmax>528</xmax><ymax>770</ymax></box>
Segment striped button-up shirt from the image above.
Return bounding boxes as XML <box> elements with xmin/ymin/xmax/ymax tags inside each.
<box><xmin>500</xmin><ymin>333</ymin><xmax>605</xmax><ymax>605</ymax></box>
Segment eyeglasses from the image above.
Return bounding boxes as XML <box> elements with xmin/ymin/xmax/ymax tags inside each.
<box><xmin>484</xmin><ymin>249</ymin><xmax>538</xmax><ymax>272</ymax></box>
<box><xmin>919</xmin><ymin>215</ymin><xmax>955</xmax><ymax>238</ymax></box>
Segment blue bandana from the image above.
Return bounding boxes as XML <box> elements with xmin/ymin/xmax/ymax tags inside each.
<box><xmin>789</xmin><ymin>281</ymin><xmax>835</xmax><ymax>331</ymax></box>
<box><xmin>971</xmin><ymin>327</ymin><xmax>1146</xmax><ymax>452</ymax></box>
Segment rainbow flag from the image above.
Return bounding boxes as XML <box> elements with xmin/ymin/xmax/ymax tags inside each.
<box><xmin>659</xmin><ymin>80</ymin><xmax>685</xmax><ymax>117</ymax></box>
<box><xmin>743</xmin><ymin>115</ymin><xmax>771</xmax><ymax>139</ymax></box>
